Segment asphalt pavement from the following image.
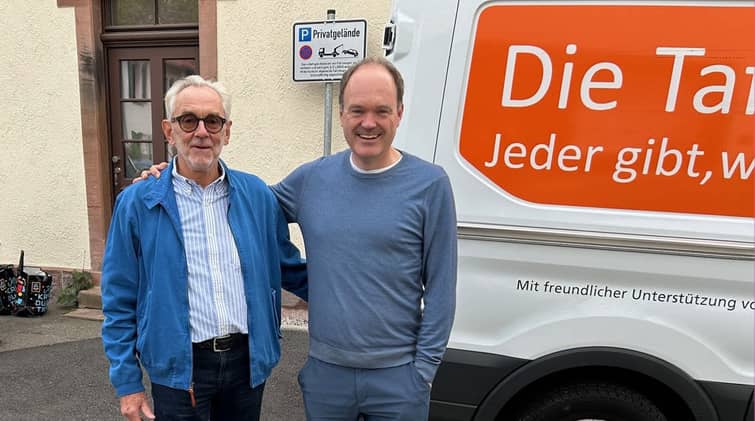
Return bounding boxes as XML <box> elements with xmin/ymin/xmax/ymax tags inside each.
<box><xmin>0</xmin><ymin>303</ymin><xmax>308</xmax><ymax>420</ymax></box>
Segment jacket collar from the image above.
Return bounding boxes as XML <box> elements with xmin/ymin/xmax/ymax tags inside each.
<box><xmin>143</xmin><ymin>159</ymin><xmax>235</xmax><ymax>210</ymax></box>
<box><xmin>144</xmin><ymin>159</ymin><xmax>235</xmax><ymax>209</ymax></box>
<box><xmin>143</xmin><ymin>160</ymin><xmax>175</xmax><ymax>209</ymax></box>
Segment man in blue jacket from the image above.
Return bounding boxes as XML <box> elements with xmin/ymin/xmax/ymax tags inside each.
<box><xmin>101</xmin><ymin>75</ymin><xmax>307</xmax><ymax>421</ymax></box>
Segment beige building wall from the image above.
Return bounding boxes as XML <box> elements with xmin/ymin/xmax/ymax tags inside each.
<box><xmin>0</xmin><ymin>1</ymin><xmax>392</xmax><ymax>270</ymax></box>
<box><xmin>0</xmin><ymin>2</ymin><xmax>91</xmax><ymax>269</ymax></box>
<box><xmin>217</xmin><ymin>1</ymin><xmax>392</xmax><ymax>184</ymax></box>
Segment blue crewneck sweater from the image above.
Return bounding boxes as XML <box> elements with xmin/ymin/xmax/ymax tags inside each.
<box><xmin>272</xmin><ymin>150</ymin><xmax>457</xmax><ymax>383</ymax></box>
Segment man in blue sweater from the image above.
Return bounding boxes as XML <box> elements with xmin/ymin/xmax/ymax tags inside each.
<box><xmin>272</xmin><ymin>57</ymin><xmax>457</xmax><ymax>420</ymax></box>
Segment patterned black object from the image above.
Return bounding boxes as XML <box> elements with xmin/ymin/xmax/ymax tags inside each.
<box><xmin>9</xmin><ymin>251</ymin><xmax>53</xmax><ymax>317</ymax></box>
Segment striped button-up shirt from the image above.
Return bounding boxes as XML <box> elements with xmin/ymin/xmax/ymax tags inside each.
<box><xmin>172</xmin><ymin>162</ymin><xmax>248</xmax><ymax>343</ymax></box>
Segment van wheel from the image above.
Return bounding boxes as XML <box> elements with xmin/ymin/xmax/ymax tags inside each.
<box><xmin>512</xmin><ymin>381</ymin><xmax>667</xmax><ymax>421</ymax></box>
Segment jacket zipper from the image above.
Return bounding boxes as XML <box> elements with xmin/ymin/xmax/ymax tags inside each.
<box><xmin>185</xmin><ymin>263</ymin><xmax>194</xmax><ymax>408</ymax></box>
<box><xmin>184</xmin><ymin>244</ymin><xmax>195</xmax><ymax>408</ymax></box>
<box><xmin>165</xmin><ymin>187</ymin><xmax>196</xmax><ymax>408</ymax></box>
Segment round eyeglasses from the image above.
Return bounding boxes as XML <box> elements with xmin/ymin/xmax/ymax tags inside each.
<box><xmin>171</xmin><ymin>113</ymin><xmax>227</xmax><ymax>134</ymax></box>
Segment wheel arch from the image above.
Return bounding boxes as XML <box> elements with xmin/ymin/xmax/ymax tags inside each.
<box><xmin>472</xmin><ymin>346</ymin><xmax>718</xmax><ymax>421</ymax></box>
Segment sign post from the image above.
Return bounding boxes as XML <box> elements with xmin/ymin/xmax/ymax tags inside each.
<box><xmin>323</xmin><ymin>9</ymin><xmax>336</xmax><ymax>156</ymax></box>
<box><xmin>293</xmin><ymin>13</ymin><xmax>367</xmax><ymax>155</ymax></box>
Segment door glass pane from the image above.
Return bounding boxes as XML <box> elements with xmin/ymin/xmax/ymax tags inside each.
<box><xmin>164</xmin><ymin>59</ymin><xmax>197</xmax><ymax>95</ymax></box>
<box><xmin>124</xmin><ymin>142</ymin><xmax>153</xmax><ymax>178</ymax></box>
<box><xmin>111</xmin><ymin>0</ymin><xmax>156</xmax><ymax>26</ymax></box>
<box><xmin>158</xmin><ymin>0</ymin><xmax>198</xmax><ymax>24</ymax></box>
<box><xmin>121</xmin><ymin>60</ymin><xmax>151</xmax><ymax>99</ymax></box>
<box><xmin>121</xmin><ymin>102</ymin><xmax>152</xmax><ymax>140</ymax></box>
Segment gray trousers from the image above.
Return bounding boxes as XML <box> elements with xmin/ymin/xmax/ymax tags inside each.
<box><xmin>298</xmin><ymin>356</ymin><xmax>431</xmax><ymax>421</ymax></box>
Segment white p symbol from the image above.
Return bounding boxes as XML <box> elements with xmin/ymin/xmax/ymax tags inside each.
<box><xmin>299</xmin><ymin>28</ymin><xmax>311</xmax><ymax>41</ymax></box>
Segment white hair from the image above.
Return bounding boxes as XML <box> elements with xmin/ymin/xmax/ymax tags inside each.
<box><xmin>164</xmin><ymin>75</ymin><xmax>231</xmax><ymax>119</ymax></box>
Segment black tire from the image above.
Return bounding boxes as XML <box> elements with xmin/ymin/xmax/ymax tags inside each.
<box><xmin>512</xmin><ymin>381</ymin><xmax>667</xmax><ymax>421</ymax></box>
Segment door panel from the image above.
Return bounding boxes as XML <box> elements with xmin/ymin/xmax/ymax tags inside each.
<box><xmin>108</xmin><ymin>46</ymin><xmax>197</xmax><ymax>193</ymax></box>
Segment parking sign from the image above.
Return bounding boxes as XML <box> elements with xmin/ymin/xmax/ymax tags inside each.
<box><xmin>298</xmin><ymin>27</ymin><xmax>312</xmax><ymax>42</ymax></box>
<box><xmin>292</xmin><ymin>19</ymin><xmax>367</xmax><ymax>82</ymax></box>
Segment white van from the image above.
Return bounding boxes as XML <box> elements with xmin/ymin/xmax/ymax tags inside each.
<box><xmin>383</xmin><ymin>1</ymin><xmax>754</xmax><ymax>420</ymax></box>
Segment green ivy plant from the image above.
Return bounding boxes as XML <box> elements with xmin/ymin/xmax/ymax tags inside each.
<box><xmin>57</xmin><ymin>270</ymin><xmax>93</xmax><ymax>307</ymax></box>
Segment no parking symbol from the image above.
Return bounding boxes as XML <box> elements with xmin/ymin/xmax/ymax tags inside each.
<box><xmin>299</xmin><ymin>45</ymin><xmax>313</xmax><ymax>60</ymax></box>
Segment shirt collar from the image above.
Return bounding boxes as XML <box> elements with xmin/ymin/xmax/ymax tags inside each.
<box><xmin>171</xmin><ymin>157</ymin><xmax>227</xmax><ymax>193</ymax></box>
<box><xmin>349</xmin><ymin>151</ymin><xmax>403</xmax><ymax>174</ymax></box>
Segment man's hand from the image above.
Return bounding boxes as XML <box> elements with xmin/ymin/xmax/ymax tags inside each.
<box><xmin>132</xmin><ymin>162</ymin><xmax>169</xmax><ymax>184</ymax></box>
<box><xmin>119</xmin><ymin>392</ymin><xmax>155</xmax><ymax>420</ymax></box>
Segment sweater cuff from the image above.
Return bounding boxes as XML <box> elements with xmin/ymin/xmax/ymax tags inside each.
<box><xmin>413</xmin><ymin>359</ymin><xmax>439</xmax><ymax>384</ymax></box>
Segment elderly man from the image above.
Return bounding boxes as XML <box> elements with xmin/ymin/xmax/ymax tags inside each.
<box><xmin>102</xmin><ymin>75</ymin><xmax>307</xmax><ymax>421</ymax></box>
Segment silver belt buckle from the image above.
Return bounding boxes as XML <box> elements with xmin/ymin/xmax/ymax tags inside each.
<box><xmin>213</xmin><ymin>334</ymin><xmax>231</xmax><ymax>352</ymax></box>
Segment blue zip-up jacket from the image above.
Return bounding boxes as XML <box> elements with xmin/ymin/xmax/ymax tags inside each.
<box><xmin>101</xmin><ymin>160</ymin><xmax>307</xmax><ymax>397</ymax></box>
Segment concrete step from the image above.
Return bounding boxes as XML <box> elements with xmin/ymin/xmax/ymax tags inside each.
<box><xmin>77</xmin><ymin>286</ymin><xmax>102</xmax><ymax>309</ymax></box>
<box><xmin>64</xmin><ymin>308</ymin><xmax>104</xmax><ymax>321</ymax></box>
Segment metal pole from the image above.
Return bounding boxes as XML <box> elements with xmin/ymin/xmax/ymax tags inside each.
<box><xmin>323</xmin><ymin>9</ymin><xmax>336</xmax><ymax>156</ymax></box>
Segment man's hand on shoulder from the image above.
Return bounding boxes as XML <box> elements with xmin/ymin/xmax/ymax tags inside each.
<box><xmin>119</xmin><ymin>391</ymin><xmax>155</xmax><ymax>420</ymax></box>
<box><xmin>132</xmin><ymin>162</ymin><xmax>169</xmax><ymax>184</ymax></box>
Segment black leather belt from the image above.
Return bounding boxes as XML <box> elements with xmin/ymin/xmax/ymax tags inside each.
<box><xmin>193</xmin><ymin>333</ymin><xmax>247</xmax><ymax>352</ymax></box>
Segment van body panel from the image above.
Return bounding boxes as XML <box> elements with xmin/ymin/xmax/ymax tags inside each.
<box><xmin>451</xmin><ymin>237</ymin><xmax>753</xmax><ymax>384</ymax></box>
<box><xmin>432</xmin><ymin>1</ymin><xmax>754</xmax><ymax>241</ymax></box>
<box><xmin>387</xmin><ymin>0</ymin><xmax>754</xmax><ymax>419</ymax></box>
<box><xmin>387</xmin><ymin>0</ymin><xmax>458</xmax><ymax>161</ymax></box>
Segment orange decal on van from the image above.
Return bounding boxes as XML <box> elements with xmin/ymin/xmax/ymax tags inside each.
<box><xmin>459</xmin><ymin>4</ymin><xmax>754</xmax><ymax>217</ymax></box>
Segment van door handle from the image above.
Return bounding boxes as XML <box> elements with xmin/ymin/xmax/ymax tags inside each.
<box><xmin>390</xmin><ymin>12</ymin><xmax>415</xmax><ymax>60</ymax></box>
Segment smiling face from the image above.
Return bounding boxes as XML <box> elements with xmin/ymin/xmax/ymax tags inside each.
<box><xmin>339</xmin><ymin>63</ymin><xmax>404</xmax><ymax>170</ymax></box>
<box><xmin>161</xmin><ymin>85</ymin><xmax>231</xmax><ymax>186</ymax></box>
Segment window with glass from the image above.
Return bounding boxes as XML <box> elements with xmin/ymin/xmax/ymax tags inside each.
<box><xmin>108</xmin><ymin>0</ymin><xmax>198</xmax><ymax>27</ymax></box>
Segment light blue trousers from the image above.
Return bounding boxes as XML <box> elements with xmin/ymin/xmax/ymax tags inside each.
<box><xmin>298</xmin><ymin>356</ymin><xmax>431</xmax><ymax>421</ymax></box>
